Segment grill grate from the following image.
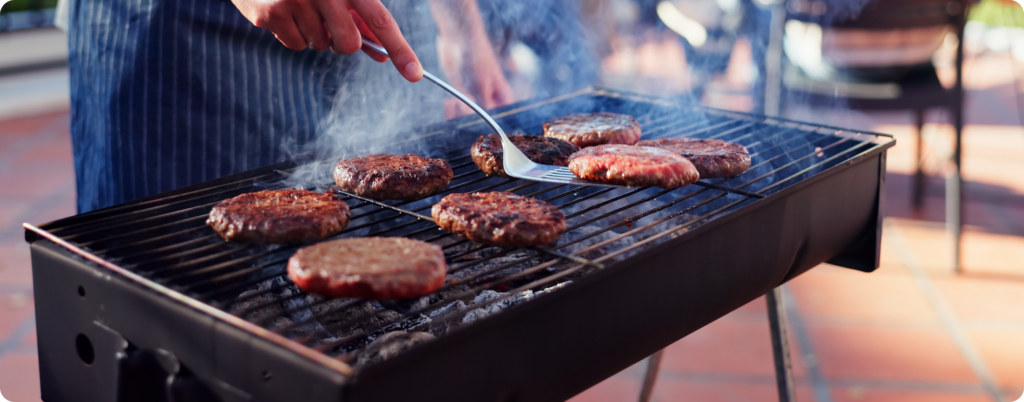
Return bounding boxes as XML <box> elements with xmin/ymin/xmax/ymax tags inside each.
<box><xmin>31</xmin><ymin>89</ymin><xmax>893</xmax><ymax>374</ymax></box>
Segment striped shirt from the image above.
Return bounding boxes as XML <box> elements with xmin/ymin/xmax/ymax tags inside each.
<box><xmin>68</xmin><ymin>0</ymin><xmax>443</xmax><ymax>212</ymax></box>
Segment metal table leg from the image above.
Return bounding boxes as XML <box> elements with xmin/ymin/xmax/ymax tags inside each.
<box><xmin>767</xmin><ymin>286</ymin><xmax>796</xmax><ymax>402</ymax></box>
<box><xmin>638</xmin><ymin>349</ymin><xmax>664</xmax><ymax>402</ymax></box>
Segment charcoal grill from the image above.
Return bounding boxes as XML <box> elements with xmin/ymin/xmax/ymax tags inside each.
<box><xmin>25</xmin><ymin>88</ymin><xmax>894</xmax><ymax>402</ymax></box>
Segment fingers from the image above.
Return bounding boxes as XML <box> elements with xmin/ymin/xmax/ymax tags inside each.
<box><xmin>243</xmin><ymin>0</ymin><xmax>307</xmax><ymax>51</ymax></box>
<box><xmin>316</xmin><ymin>0</ymin><xmax>362</xmax><ymax>54</ymax></box>
<box><xmin>361</xmin><ymin>44</ymin><xmax>391</xmax><ymax>63</ymax></box>
<box><xmin>349</xmin><ymin>0</ymin><xmax>422</xmax><ymax>82</ymax></box>
<box><xmin>271</xmin><ymin>19</ymin><xmax>308</xmax><ymax>51</ymax></box>
<box><xmin>350</xmin><ymin>10</ymin><xmax>389</xmax><ymax>62</ymax></box>
<box><xmin>291</xmin><ymin>1</ymin><xmax>330</xmax><ymax>51</ymax></box>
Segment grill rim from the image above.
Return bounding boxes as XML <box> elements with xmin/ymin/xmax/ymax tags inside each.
<box><xmin>23</xmin><ymin>221</ymin><xmax>359</xmax><ymax>377</ymax></box>
<box><xmin>24</xmin><ymin>88</ymin><xmax>896</xmax><ymax>381</ymax></box>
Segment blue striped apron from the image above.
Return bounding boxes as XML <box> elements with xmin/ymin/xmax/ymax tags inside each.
<box><xmin>68</xmin><ymin>0</ymin><xmax>443</xmax><ymax>213</ymax></box>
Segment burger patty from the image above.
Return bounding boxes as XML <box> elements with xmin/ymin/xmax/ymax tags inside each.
<box><xmin>636</xmin><ymin>138</ymin><xmax>751</xmax><ymax>178</ymax></box>
<box><xmin>470</xmin><ymin>134</ymin><xmax>579</xmax><ymax>177</ymax></box>
<box><xmin>542</xmin><ymin>112</ymin><xmax>642</xmax><ymax>148</ymax></box>
<box><xmin>206</xmin><ymin>189</ymin><xmax>350</xmax><ymax>245</ymax></box>
<box><xmin>288</xmin><ymin>237</ymin><xmax>447</xmax><ymax>300</ymax></box>
<box><xmin>335</xmin><ymin>154</ymin><xmax>453</xmax><ymax>200</ymax></box>
<box><xmin>431</xmin><ymin>192</ymin><xmax>566</xmax><ymax>247</ymax></box>
<box><xmin>567</xmin><ymin>144</ymin><xmax>700</xmax><ymax>188</ymax></box>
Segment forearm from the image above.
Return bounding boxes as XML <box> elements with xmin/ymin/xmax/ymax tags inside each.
<box><xmin>428</xmin><ymin>0</ymin><xmax>487</xmax><ymax>40</ymax></box>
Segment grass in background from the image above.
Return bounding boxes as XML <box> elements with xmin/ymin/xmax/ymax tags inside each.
<box><xmin>970</xmin><ymin>0</ymin><xmax>1024</xmax><ymax>27</ymax></box>
<box><xmin>0</xmin><ymin>0</ymin><xmax>59</xmax><ymax>15</ymax></box>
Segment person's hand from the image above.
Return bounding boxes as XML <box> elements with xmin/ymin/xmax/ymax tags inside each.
<box><xmin>231</xmin><ymin>0</ymin><xmax>423</xmax><ymax>82</ymax></box>
<box><xmin>439</xmin><ymin>36</ymin><xmax>515</xmax><ymax>119</ymax></box>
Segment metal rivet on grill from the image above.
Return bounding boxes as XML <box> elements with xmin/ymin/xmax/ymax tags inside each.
<box><xmin>261</xmin><ymin>370</ymin><xmax>272</xmax><ymax>382</ymax></box>
<box><xmin>78</xmin><ymin>286</ymin><xmax>85</xmax><ymax>297</ymax></box>
<box><xmin>76</xmin><ymin>334</ymin><xmax>94</xmax><ymax>365</ymax></box>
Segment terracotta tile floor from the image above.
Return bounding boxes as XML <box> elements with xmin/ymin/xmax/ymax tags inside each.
<box><xmin>2</xmin><ymin>54</ymin><xmax>1024</xmax><ymax>401</ymax></box>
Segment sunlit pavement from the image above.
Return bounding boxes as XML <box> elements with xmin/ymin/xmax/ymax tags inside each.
<box><xmin>0</xmin><ymin>36</ymin><xmax>1022</xmax><ymax>402</ymax></box>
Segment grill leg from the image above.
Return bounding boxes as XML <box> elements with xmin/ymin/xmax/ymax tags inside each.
<box><xmin>767</xmin><ymin>287</ymin><xmax>796</xmax><ymax>402</ymax></box>
<box><xmin>638</xmin><ymin>349</ymin><xmax>664</xmax><ymax>402</ymax></box>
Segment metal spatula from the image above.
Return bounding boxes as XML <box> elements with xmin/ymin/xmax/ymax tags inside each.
<box><xmin>361</xmin><ymin>38</ymin><xmax>624</xmax><ymax>188</ymax></box>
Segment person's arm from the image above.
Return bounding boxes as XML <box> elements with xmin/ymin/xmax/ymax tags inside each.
<box><xmin>429</xmin><ymin>0</ymin><xmax>514</xmax><ymax>116</ymax></box>
<box><xmin>230</xmin><ymin>0</ymin><xmax>423</xmax><ymax>82</ymax></box>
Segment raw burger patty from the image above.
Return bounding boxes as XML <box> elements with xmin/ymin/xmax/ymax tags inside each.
<box><xmin>288</xmin><ymin>237</ymin><xmax>447</xmax><ymax>300</ymax></box>
<box><xmin>567</xmin><ymin>144</ymin><xmax>700</xmax><ymax>188</ymax></box>
<box><xmin>471</xmin><ymin>134</ymin><xmax>579</xmax><ymax>177</ymax></box>
<box><xmin>542</xmin><ymin>112</ymin><xmax>642</xmax><ymax>147</ymax></box>
<box><xmin>335</xmin><ymin>154</ymin><xmax>453</xmax><ymax>200</ymax></box>
<box><xmin>636</xmin><ymin>138</ymin><xmax>751</xmax><ymax>178</ymax></box>
<box><xmin>207</xmin><ymin>189</ymin><xmax>350</xmax><ymax>245</ymax></box>
<box><xmin>431</xmin><ymin>192</ymin><xmax>566</xmax><ymax>246</ymax></box>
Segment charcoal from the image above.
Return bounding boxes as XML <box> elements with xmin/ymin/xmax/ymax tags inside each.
<box><xmin>355</xmin><ymin>331</ymin><xmax>436</xmax><ymax>367</ymax></box>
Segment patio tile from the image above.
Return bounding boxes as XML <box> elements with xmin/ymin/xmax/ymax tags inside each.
<box><xmin>0</xmin><ymin>353</ymin><xmax>42</xmax><ymax>402</ymax></box>
<box><xmin>12</xmin><ymin>134</ymin><xmax>72</xmax><ymax>166</ymax></box>
<box><xmin>884</xmin><ymin>188</ymin><xmax>949</xmax><ymax>227</ymax></box>
<box><xmin>888</xmin><ymin>219</ymin><xmax>959</xmax><ymax>275</ymax></box>
<box><xmin>660</xmin><ymin>315</ymin><xmax>782</xmax><ymax>377</ymax></box>
<box><xmin>0</xmin><ymin>294</ymin><xmax>33</xmax><ymax>343</ymax></box>
<box><xmin>0</xmin><ymin>111</ymin><xmax>64</xmax><ymax>136</ymax></box>
<box><xmin>787</xmin><ymin>266</ymin><xmax>937</xmax><ymax>324</ymax></box>
<box><xmin>568</xmin><ymin>375</ymin><xmax>640</xmax><ymax>402</ymax></box>
<box><xmin>0</xmin><ymin>201</ymin><xmax>30</xmax><ymax>232</ymax></box>
<box><xmin>0</xmin><ymin>173</ymin><xmax>72</xmax><ymax>199</ymax></box>
<box><xmin>878</xmin><ymin>234</ymin><xmax>911</xmax><ymax>275</ymax></box>
<box><xmin>830</xmin><ymin>387</ymin><xmax>991</xmax><ymax>402</ymax></box>
<box><xmin>668</xmin><ymin>295</ymin><xmax>813</xmax><ymax>377</ymax></box>
<box><xmin>0</xmin><ymin>131</ymin><xmax>35</xmax><ymax>154</ymax></box>
<box><xmin>735</xmin><ymin>295</ymin><xmax>767</xmax><ymax>314</ymax></box>
<box><xmin>652</xmin><ymin>378</ymin><xmax>815</xmax><ymax>402</ymax></box>
<box><xmin>808</xmin><ymin>325</ymin><xmax>978</xmax><ymax>384</ymax></box>
<box><xmin>931</xmin><ymin>277</ymin><xmax>1024</xmax><ymax>324</ymax></box>
<box><xmin>961</xmin><ymin>230</ymin><xmax>1024</xmax><ymax>277</ymax></box>
<box><xmin>0</xmin><ymin>245</ymin><xmax>34</xmax><ymax>287</ymax></box>
<box><xmin>966</xmin><ymin>329</ymin><xmax>1024</xmax><ymax>390</ymax></box>
<box><xmin>22</xmin><ymin>328</ymin><xmax>36</xmax><ymax>347</ymax></box>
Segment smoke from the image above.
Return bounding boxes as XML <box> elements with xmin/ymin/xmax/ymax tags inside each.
<box><xmin>276</xmin><ymin>0</ymin><xmax>883</xmax><ymax>192</ymax></box>
<box><xmin>280</xmin><ymin>0</ymin><xmax>447</xmax><ymax>190</ymax></box>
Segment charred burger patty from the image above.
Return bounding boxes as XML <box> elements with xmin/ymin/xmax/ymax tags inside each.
<box><xmin>335</xmin><ymin>154</ymin><xmax>453</xmax><ymax>200</ymax></box>
<box><xmin>288</xmin><ymin>237</ymin><xmax>447</xmax><ymax>300</ymax></box>
<box><xmin>431</xmin><ymin>192</ymin><xmax>566</xmax><ymax>247</ymax></box>
<box><xmin>567</xmin><ymin>144</ymin><xmax>700</xmax><ymax>188</ymax></box>
<box><xmin>636</xmin><ymin>137</ymin><xmax>751</xmax><ymax>178</ymax></box>
<box><xmin>206</xmin><ymin>189</ymin><xmax>350</xmax><ymax>245</ymax></box>
<box><xmin>471</xmin><ymin>134</ymin><xmax>579</xmax><ymax>177</ymax></box>
<box><xmin>542</xmin><ymin>112</ymin><xmax>642</xmax><ymax>148</ymax></box>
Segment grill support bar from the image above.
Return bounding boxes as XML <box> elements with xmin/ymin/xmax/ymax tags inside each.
<box><xmin>767</xmin><ymin>286</ymin><xmax>796</xmax><ymax>402</ymax></box>
<box><xmin>638</xmin><ymin>349</ymin><xmax>663</xmax><ymax>402</ymax></box>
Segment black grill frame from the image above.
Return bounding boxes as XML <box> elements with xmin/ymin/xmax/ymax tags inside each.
<box><xmin>26</xmin><ymin>88</ymin><xmax>894</xmax><ymax>402</ymax></box>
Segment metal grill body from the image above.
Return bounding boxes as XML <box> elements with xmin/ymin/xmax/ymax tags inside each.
<box><xmin>26</xmin><ymin>89</ymin><xmax>894</xmax><ymax>402</ymax></box>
